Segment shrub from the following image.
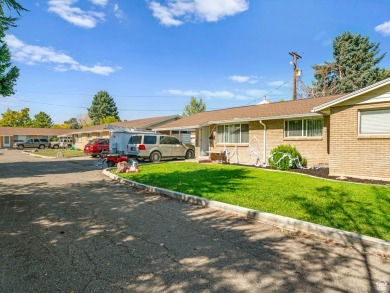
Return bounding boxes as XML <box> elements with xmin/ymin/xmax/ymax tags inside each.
<box><xmin>268</xmin><ymin>144</ymin><xmax>306</xmax><ymax>170</ymax></box>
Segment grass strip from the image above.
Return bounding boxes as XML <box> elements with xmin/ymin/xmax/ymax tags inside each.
<box><xmin>115</xmin><ymin>162</ymin><xmax>390</xmax><ymax>241</ymax></box>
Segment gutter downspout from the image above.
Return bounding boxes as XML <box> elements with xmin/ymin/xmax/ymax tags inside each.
<box><xmin>259</xmin><ymin>120</ymin><xmax>267</xmax><ymax>165</ymax></box>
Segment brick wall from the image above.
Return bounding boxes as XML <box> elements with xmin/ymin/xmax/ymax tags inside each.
<box><xmin>329</xmin><ymin>102</ymin><xmax>390</xmax><ymax>181</ymax></box>
<box><xmin>208</xmin><ymin>118</ymin><xmax>330</xmax><ymax>166</ymax></box>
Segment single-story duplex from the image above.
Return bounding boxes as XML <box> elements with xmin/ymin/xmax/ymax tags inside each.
<box><xmin>0</xmin><ymin>127</ymin><xmax>70</xmax><ymax>149</ymax></box>
<box><xmin>155</xmin><ymin>78</ymin><xmax>390</xmax><ymax>181</ymax></box>
<box><xmin>65</xmin><ymin>115</ymin><xmax>180</xmax><ymax>150</ymax></box>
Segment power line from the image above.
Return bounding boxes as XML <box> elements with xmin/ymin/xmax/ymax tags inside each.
<box><xmin>246</xmin><ymin>81</ymin><xmax>291</xmax><ymax>105</ymax></box>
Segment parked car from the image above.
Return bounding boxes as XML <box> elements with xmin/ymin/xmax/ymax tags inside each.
<box><xmin>13</xmin><ymin>138</ymin><xmax>49</xmax><ymax>150</ymax></box>
<box><xmin>49</xmin><ymin>137</ymin><xmax>73</xmax><ymax>149</ymax></box>
<box><xmin>84</xmin><ymin>139</ymin><xmax>109</xmax><ymax>157</ymax></box>
<box><xmin>126</xmin><ymin>134</ymin><xmax>195</xmax><ymax>162</ymax></box>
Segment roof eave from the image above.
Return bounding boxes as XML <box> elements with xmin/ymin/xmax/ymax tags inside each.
<box><xmin>312</xmin><ymin>77</ymin><xmax>390</xmax><ymax>112</ymax></box>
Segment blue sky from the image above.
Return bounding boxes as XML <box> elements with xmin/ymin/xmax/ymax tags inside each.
<box><xmin>1</xmin><ymin>0</ymin><xmax>390</xmax><ymax>124</ymax></box>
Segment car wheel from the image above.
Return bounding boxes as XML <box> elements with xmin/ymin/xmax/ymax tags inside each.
<box><xmin>17</xmin><ymin>145</ymin><xmax>24</xmax><ymax>150</ymax></box>
<box><xmin>149</xmin><ymin>151</ymin><xmax>161</xmax><ymax>162</ymax></box>
<box><xmin>91</xmin><ymin>154</ymin><xmax>98</xmax><ymax>158</ymax></box>
<box><xmin>106</xmin><ymin>160</ymin><xmax>115</xmax><ymax>168</ymax></box>
<box><xmin>53</xmin><ymin>145</ymin><xmax>59</xmax><ymax>149</ymax></box>
<box><xmin>185</xmin><ymin>149</ymin><xmax>195</xmax><ymax>159</ymax></box>
<box><xmin>38</xmin><ymin>144</ymin><xmax>45</xmax><ymax>149</ymax></box>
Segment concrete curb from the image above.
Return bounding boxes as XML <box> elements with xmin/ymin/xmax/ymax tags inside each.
<box><xmin>103</xmin><ymin>169</ymin><xmax>390</xmax><ymax>255</ymax></box>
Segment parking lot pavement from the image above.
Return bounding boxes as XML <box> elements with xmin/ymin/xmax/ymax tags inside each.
<box><xmin>0</xmin><ymin>150</ymin><xmax>389</xmax><ymax>292</ymax></box>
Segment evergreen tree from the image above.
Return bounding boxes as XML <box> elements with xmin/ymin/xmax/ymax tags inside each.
<box><xmin>32</xmin><ymin>111</ymin><xmax>53</xmax><ymax>128</ymax></box>
<box><xmin>0</xmin><ymin>0</ymin><xmax>27</xmax><ymax>97</ymax></box>
<box><xmin>312</xmin><ymin>31</ymin><xmax>390</xmax><ymax>96</ymax></box>
<box><xmin>183</xmin><ymin>96</ymin><xmax>206</xmax><ymax>117</ymax></box>
<box><xmin>88</xmin><ymin>91</ymin><xmax>120</xmax><ymax>125</ymax></box>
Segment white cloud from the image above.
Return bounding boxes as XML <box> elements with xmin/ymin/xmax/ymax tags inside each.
<box><xmin>164</xmin><ymin>90</ymin><xmax>253</xmax><ymax>100</ymax></box>
<box><xmin>246</xmin><ymin>89</ymin><xmax>268</xmax><ymax>97</ymax></box>
<box><xmin>148</xmin><ymin>0</ymin><xmax>249</xmax><ymax>26</ymax></box>
<box><xmin>229</xmin><ymin>75</ymin><xmax>259</xmax><ymax>84</ymax></box>
<box><xmin>229</xmin><ymin>75</ymin><xmax>250</xmax><ymax>83</ymax></box>
<box><xmin>48</xmin><ymin>0</ymin><xmax>105</xmax><ymax>29</ymax></box>
<box><xmin>5</xmin><ymin>34</ymin><xmax>117</xmax><ymax>76</ymax></box>
<box><xmin>266</xmin><ymin>80</ymin><xmax>286</xmax><ymax>87</ymax></box>
<box><xmin>166</xmin><ymin>89</ymin><xmax>235</xmax><ymax>99</ymax></box>
<box><xmin>114</xmin><ymin>3</ymin><xmax>124</xmax><ymax>20</ymax></box>
<box><xmin>89</xmin><ymin>0</ymin><xmax>108</xmax><ymax>6</ymax></box>
<box><xmin>375</xmin><ymin>20</ymin><xmax>390</xmax><ymax>36</ymax></box>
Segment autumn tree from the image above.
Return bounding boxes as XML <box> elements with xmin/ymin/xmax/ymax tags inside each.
<box><xmin>183</xmin><ymin>96</ymin><xmax>206</xmax><ymax>117</ymax></box>
<box><xmin>88</xmin><ymin>91</ymin><xmax>120</xmax><ymax>125</ymax></box>
<box><xmin>32</xmin><ymin>111</ymin><xmax>53</xmax><ymax>128</ymax></box>
<box><xmin>99</xmin><ymin>115</ymin><xmax>119</xmax><ymax>125</ymax></box>
<box><xmin>0</xmin><ymin>107</ymin><xmax>31</xmax><ymax>126</ymax></box>
<box><xmin>311</xmin><ymin>31</ymin><xmax>390</xmax><ymax>96</ymax></box>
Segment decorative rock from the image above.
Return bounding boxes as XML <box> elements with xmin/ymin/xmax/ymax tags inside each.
<box><xmin>56</xmin><ymin>152</ymin><xmax>64</xmax><ymax>158</ymax></box>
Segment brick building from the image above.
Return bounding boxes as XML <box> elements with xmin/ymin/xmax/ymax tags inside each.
<box><xmin>155</xmin><ymin>78</ymin><xmax>390</xmax><ymax>181</ymax></box>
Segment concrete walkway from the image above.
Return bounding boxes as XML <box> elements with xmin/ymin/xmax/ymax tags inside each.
<box><xmin>0</xmin><ymin>150</ymin><xmax>389</xmax><ymax>292</ymax></box>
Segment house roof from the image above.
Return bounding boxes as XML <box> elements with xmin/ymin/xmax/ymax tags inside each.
<box><xmin>67</xmin><ymin>115</ymin><xmax>181</xmax><ymax>135</ymax></box>
<box><xmin>0</xmin><ymin>127</ymin><xmax>71</xmax><ymax>136</ymax></box>
<box><xmin>313</xmin><ymin>77</ymin><xmax>390</xmax><ymax>112</ymax></box>
<box><xmin>154</xmin><ymin>95</ymin><xmax>341</xmax><ymax>130</ymax></box>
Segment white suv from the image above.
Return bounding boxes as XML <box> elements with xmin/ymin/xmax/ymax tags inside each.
<box><xmin>126</xmin><ymin>134</ymin><xmax>195</xmax><ymax>162</ymax></box>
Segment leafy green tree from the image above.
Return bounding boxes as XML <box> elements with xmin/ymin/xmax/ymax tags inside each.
<box><xmin>32</xmin><ymin>111</ymin><xmax>53</xmax><ymax>128</ymax></box>
<box><xmin>0</xmin><ymin>107</ymin><xmax>32</xmax><ymax>126</ymax></box>
<box><xmin>99</xmin><ymin>115</ymin><xmax>119</xmax><ymax>125</ymax></box>
<box><xmin>63</xmin><ymin>117</ymin><xmax>81</xmax><ymax>129</ymax></box>
<box><xmin>312</xmin><ymin>31</ymin><xmax>390</xmax><ymax>96</ymax></box>
<box><xmin>183</xmin><ymin>96</ymin><xmax>206</xmax><ymax>117</ymax></box>
<box><xmin>0</xmin><ymin>0</ymin><xmax>27</xmax><ymax>97</ymax></box>
<box><xmin>88</xmin><ymin>91</ymin><xmax>120</xmax><ymax>125</ymax></box>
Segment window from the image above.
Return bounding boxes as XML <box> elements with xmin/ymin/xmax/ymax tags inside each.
<box><xmin>87</xmin><ymin>133</ymin><xmax>92</xmax><ymax>139</ymax></box>
<box><xmin>76</xmin><ymin>134</ymin><xmax>82</xmax><ymax>143</ymax></box>
<box><xmin>129</xmin><ymin>135</ymin><xmax>142</xmax><ymax>144</ymax></box>
<box><xmin>144</xmin><ymin>135</ymin><xmax>157</xmax><ymax>144</ymax></box>
<box><xmin>359</xmin><ymin>109</ymin><xmax>390</xmax><ymax>134</ymax></box>
<box><xmin>284</xmin><ymin>119</ymin><xmax>323</xmax><ymax>137</ymax></box>
<box><xmin>217</xmin><ymin>124</ymin><xmax>249</xmax><ymax>144</ymax></box>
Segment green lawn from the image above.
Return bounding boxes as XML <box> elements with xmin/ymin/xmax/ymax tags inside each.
<box><xmin>35</xmin><ymin>149</ymin><xmax>87</xmax><ymax>157</ymax></box>
<box><xmin>115</xmin><ymin>162</ymin><xmax>390</xmax><ymax>241</ymax></box>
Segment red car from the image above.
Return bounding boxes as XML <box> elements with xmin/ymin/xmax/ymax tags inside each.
<box><xmin>84</xmin><ymin>139</ymin><xmax>109</xmax><ymax>157</ymax></box>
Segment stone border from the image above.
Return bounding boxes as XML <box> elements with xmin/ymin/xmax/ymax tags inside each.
<box><xmin>103</xmin><ymin>169</ymin><xmax>390</xmax><ymax>255</ymax></box>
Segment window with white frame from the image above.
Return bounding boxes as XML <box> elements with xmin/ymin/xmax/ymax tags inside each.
<box><xmin>87</xmin><ymin>133</ymin><xmax>92</xmax><ymax>139</ymax></box>
<box><xmin>284</xmin><ymin>118</ymin><xmax>323</xmax><ymax>137</ymax></box>
<box><xmin>359</xmin><ymin>108</ymin><xmax>390</xmax><ymax>135</ymax></box>
<box><xmin>217</xmin><ymin>124</ymin><xmax>249</xmax><ymax>143</ymax></box>
<box><xmin>76</xmin><ymin>134</ymin><xmax>82</xmax><ymax>143</ymax></box>
<box><xmin>97</xmin><ymin>132</ymin><xmax>102</xmax><ymax>138</ymax></box>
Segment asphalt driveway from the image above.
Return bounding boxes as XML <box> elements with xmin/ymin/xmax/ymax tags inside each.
<box><xmin>0</xmin><ymin>150</ymin><xmax>389</xmax><ymax>292</ymax></box>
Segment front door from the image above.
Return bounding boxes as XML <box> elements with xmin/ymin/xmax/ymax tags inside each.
<box><xmin>200</xmin><ymin>126</ymin><xmax>209</xmax><ymax>156</ymax></box>
<box><xmin>3</xmin><ymin>136</ymin><xmax>10</xmax><ymax>148</ymax></box>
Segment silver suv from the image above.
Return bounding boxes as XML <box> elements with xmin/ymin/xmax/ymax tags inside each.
<box><xmin>13</xmin><ymin>138</ymin><xmax>49</xmax><ymax>150</ymax></box>
<box><xmin>49</xmin><ymin>137</ymin><xmax>73</xmax><ymax>149</ymax></box>
<box><xmin>126</xmin><ymin>134</ymin><xmax>195</xmax><ymax>162</ymax></box>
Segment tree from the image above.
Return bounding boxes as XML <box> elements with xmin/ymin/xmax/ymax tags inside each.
<box><xmin>0</xmin><ymin>0</ymin><xmax>27</xmax><ymax>97</ymax></box>
<box><xmin>88</xmin><ymin>91</ymin><xmax>120</xmax><ymax>125</ymax></box>
<box><xmin>64</xmin><ymin>117</ymin><xmax>81</xmax><ymax>129</ymax></box>
<box><xmin>311</xmin><ymin>31</ymin><xmax>390</xmax><ymax>96</ymax></box>
<box><xmin>99</xmin><ymin>115</ymin><xmax>119</xmax><ymax>125</ymax></box>
<box><xmin>0</xmin><ymin>0</ymin><xmax>28</xmax><ymax>27</ymax></box>
<box><xmin>32</xmin><ymin>111</ymin><xmax>53</xmax><ymax>128</ymax></box>
<box><xmin>0</xmin><ymin>107</ymin><xmax>32</xmax><ymax>126</ymax></box>
<box><xmin>183</xmin><ymin>96</ymin><xmax>206</xmax><ymax>117</ymax></box>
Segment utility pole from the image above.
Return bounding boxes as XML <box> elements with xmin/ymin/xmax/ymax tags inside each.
<box><xmin>289</xmin><ymin>52</ymin><xmax>302</xmax><ymax>100</ymax></box>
